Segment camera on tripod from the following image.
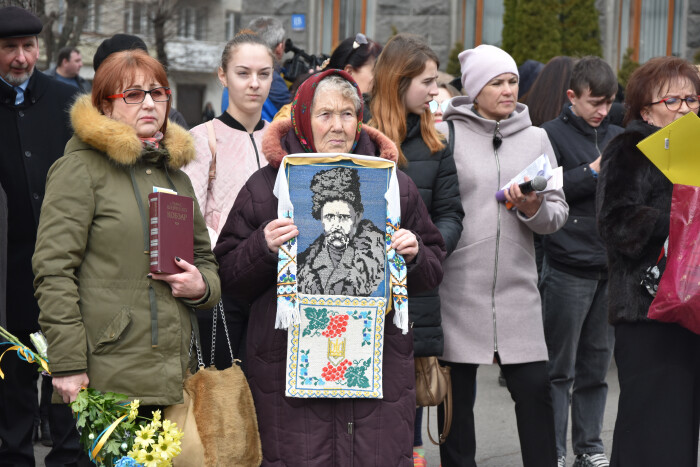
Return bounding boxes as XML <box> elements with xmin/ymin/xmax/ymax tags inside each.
<box><xmin>283</xmin><ymin>38</ymin><xmax>329</xmax><ymax>82</ymax></box>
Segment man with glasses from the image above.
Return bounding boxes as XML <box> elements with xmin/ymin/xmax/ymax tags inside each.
<box><xmin>0</xmin><ymin>6</ymin><xmax>86</xmax><ymax>467</ymax></box>
<box><xmin>540</xmin><ymin>56</ymin><xmax>623</xmax><ymax>467</ymax></box>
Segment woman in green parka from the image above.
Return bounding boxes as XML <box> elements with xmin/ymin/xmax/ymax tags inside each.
<box><xmin>32</xmin><ymin>50</ymin><xmax>221</xmax><ymax>406</ymax></box>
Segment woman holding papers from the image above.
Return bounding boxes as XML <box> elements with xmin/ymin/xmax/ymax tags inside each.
<box><xmin>32</xmin><ymin>50</ymin><xmax>221</xmax><ymax>406</ymax></box>
<box><xmin>596</xmin><ymin>56</ymin><xmax>700</xmax><ymax>467</ymax></box>
<box><xmin>436</xmin><ymin>45</ymin><xmax>568</xmax><ymax>467</ymax></box>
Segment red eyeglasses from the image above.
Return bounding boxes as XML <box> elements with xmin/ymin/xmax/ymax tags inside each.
<box><xmin>107</xmin><ymin>87</ymin><xmax>171</xmax><ymax>104</ymax></box>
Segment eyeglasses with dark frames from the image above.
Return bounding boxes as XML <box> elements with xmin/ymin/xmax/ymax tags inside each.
<box><xmin>107</xmin><ymin>87</ymin><xmax>171</xmax><ymax>104</ymax></box>
<box><xmin>647</xmin><ymin>95</ymin><xmax>700</xmax><ymax>111</ymax></box>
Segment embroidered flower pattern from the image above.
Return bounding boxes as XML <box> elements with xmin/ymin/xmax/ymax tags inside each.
<box><xmin>321</xmin><ymin>359</ymin><xmax>352</xmax><ymax>382</ymax></box>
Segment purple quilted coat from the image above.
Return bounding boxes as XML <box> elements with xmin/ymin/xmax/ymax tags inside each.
<box><xmin>214</xmin><ymin>119</ymin><xmax>446</xmax><ymax>466</ymax></box>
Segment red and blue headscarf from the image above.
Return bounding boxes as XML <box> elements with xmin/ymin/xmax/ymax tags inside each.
<box><xmin>290</xmin><ymin>68</ymin><xmax>364</xmax><ymax>153</ymax></box>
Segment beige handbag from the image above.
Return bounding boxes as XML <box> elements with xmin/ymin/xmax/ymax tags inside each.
<box><xmin>414</xmin><ymin>356</ymin><xmax>452</xmax><ymax>445</ymax></box>
<box><xmin>166</xmin><ymin>303</ymin><xmax>262</xmax><ymax>466</ymax></box>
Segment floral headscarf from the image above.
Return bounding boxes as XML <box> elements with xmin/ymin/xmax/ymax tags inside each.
<box><xmin>290</xmin><ymin>68</ymin><xmax>364</xmax><ymax>153</ymax></box>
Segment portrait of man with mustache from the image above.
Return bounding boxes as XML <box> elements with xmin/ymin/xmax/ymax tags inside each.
<box><xmin>297</xmin><ymin>167</ymin><xmax>385</xmax><ymax>296</ymax></box>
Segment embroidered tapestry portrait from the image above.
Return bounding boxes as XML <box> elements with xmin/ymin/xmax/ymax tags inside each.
<box><xmin>275</xmin><ymin>154</ymin><xmax>407</xmax><ymax>399</ymax></box>
<box><xmin>297</xmin><ymin>166</ymin><xmax>386</xmax><ymax>297</ymax></box>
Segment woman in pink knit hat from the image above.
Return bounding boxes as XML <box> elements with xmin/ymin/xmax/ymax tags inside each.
<box><xmin>435</xmin><ymin>44</ymin><xmax>568</xmax><ymax>467</ymax></box>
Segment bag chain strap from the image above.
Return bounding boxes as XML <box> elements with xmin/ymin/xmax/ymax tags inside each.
<box><xmin>188</xmin><ymin>325</ymin><xmax>205</xmax><ymax>369</ymax></box>
<box><xmin>210</xmin><ymin>299</ymin><xmax>234</xmax><ymax>366</ymax></box>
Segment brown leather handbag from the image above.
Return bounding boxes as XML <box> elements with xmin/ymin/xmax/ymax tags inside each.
<box><xmin>414</xmin><ymin>356</ymin><xmax>452</xmax><ymax>445</ymax></box>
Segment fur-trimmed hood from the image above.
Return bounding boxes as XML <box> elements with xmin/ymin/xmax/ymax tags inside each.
<box><xmin>261</xmin><ymin>118</ymin><xmax>399</xmax><ymax>168</ymax></box>
<box><xmin>70</xmin><ymin>94</ymin><xmax>195</xmax><ymax>170</ymax></box>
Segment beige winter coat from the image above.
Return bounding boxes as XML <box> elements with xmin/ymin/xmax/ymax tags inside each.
<box><xmin>437</xmin><ymin>100</ymin><xmax>568</xmax><ymax>365</ymax></box>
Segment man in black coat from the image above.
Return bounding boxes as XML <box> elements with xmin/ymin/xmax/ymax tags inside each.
<box><xmin>0</xmin><ymin>182</ymin><xmax>6</xmax><ymax>330</ymax></box>
<box><xmin>540</xmin><ymin>57</ymin><xmax>623</xmax><ymax>467</ymax></box>
<box><xmin>0</xmin><ymin>6</ymin><xmax>87</xmax><ymax>467</ymax></box>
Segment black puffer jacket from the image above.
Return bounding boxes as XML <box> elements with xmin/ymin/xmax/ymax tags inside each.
<box><xmin>400</xmin><ymin>113</ymin><xmax>464</xmax><ymax>356</ymax></box>
<box><xmin>542</xmin><ymin>106</ymin><xmax>623</xmax><ymax>278</ymax></box>
<box><xmin>596</xmin><ymin>120</ymin><xmax>671</xmax><ymax>324</ymax></box>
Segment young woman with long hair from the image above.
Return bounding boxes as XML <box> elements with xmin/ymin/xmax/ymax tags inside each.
<box><xmin>369</xmin><ymin>33</ymin><xmax>464</xmax><ymax>467</ymax></box>
<box><xmin>520</xmin><ymin>56</ymin><xmax>575</xmax><ymax>127</ymax></box>
<box><xmin>183</xmin><ymin>30</ymin><xmax>274</xmax><ymax>369</ymax></box>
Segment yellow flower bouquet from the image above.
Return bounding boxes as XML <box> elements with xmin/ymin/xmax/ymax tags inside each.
<box><xmin>0</xmin><ymin>325</ymin><xmax>184</xmax><ymax>467</ymax></box>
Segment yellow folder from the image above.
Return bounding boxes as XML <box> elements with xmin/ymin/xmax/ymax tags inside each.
<box><xmin>636</xmin><ymin>112</ymin><xmax>700</xmax><ymax>187</ymax></box>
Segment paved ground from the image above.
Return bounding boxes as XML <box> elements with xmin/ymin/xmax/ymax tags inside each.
<box><xmin>34</xmin><ymin>362</ymin><xmax>620</xmax><ymax>467</ymax></box>
<box><xmin>419</xmin><ymin>362</ymin><xmax>618</xmax><ymax>466</ymax></box>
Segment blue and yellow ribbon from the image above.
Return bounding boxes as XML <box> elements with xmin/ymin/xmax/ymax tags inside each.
<box><xmin>0</xmin><ymin>342</ymin><xmax>50</xmax><ymax>378</ymax></box>
<box><xmin>90</xmin><ymin>413</ymin><xmax>128</xmax><ymax>462</ymax></box>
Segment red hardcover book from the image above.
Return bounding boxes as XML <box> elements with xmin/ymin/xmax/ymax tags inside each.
<box><xmin>148</xmin><ymin>192</ymin><xmax>194</xmax><ymax>274</ymax></box>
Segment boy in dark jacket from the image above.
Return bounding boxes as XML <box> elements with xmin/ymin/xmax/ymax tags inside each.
<box><xmin>540</xmin><ymin>57</ymin><xmax>623</xmax><ymax>467</ymax></box>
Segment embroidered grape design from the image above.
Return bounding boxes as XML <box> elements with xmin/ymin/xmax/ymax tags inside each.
<box><xmin>322</xmin><ymin>314</ymin><xmax>349</xmax><ymax>338</ymax></box>
<box><xmin>321</xmin><ymin>359</ymin><xmax>352</xmax><ymax>382</ymax></box>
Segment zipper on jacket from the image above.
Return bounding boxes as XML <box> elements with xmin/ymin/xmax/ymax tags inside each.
<box><xmin>249</xmin><ymin>133</ymin><xmax>261</xmax><ymax>170</ymax></box>
<box><xmin>594</xmin><ymin>128</ymin><xmax>601</xmax><ymax>156</ymax></box>
<box><xmin>492</xmin><ymin>122</ymin><xmax>502</xmax><ymax>354</ymax></box>
<box><xmin>348</xmin><ymin>403</ymin><xmax>354</xmax><ymax>466</ymax></box>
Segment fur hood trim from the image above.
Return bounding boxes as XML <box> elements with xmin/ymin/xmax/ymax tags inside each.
<box><xmin>70</xmin><ymin>94</ymin><xmax>195</xmax><ymax>169</ymax></box>
<box><xmin>261</xmin><ymin>118</ymin><xmax>399</xmax><ymax>168</ymax></box>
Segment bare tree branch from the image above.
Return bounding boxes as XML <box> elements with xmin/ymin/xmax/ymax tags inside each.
<box><xmin>56</xmin><ymin>0</ymin><xmax>86</xmax><ymax>51</ymax></box>
<box><xmin>149</xmin><ymin>0</ymin><xmax>181</xmax><ymax>70</ymax></box>
<box><xmin>0</xmin><ymin>0</ymin><xmax>37</xmax><ymax>11</ymax></box>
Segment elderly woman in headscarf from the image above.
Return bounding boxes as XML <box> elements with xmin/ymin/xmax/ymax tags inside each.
<box><xmin>214</xmin><ymin>69</ymin><xmax>446</xmax><ymax>466</ymax></box>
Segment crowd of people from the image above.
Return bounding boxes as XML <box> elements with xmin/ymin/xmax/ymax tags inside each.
<box><xmin>1</xmin><ymin>5</ymin><xmax>699</xmax><ymax>467</ymax></box>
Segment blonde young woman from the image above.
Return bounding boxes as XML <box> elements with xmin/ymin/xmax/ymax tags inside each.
<box><xmin>369</xmin><ymin>33</ymin><xmax>464</xmax><ymax>467</ymax></box>
<box><xmin>183</xmin><ymin>31</ymin><xmax>274</xmax><ymax>368</ymax></box>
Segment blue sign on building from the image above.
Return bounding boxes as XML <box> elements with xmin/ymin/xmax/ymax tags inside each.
<box><xmin>291</xmin><ymin>14</ymin><xmax>306</xmax><ymax>31</ymax></box>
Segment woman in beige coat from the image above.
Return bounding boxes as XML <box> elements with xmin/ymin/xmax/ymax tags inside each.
<box><xmin>436</xmin><ymin>45</ymin><xmax>568</xmax><ymax>467</ymax></box>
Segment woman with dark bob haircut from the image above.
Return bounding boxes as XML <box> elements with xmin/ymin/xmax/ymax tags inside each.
<box><xmin>33</xmin><ymin>50</ymin><xmax>221</xmax><ymax>407</ymax></box>
<box><xmin>596</xmin><ymin>56</ymin><xmax>700</xmax><ymax>466</ymax></box>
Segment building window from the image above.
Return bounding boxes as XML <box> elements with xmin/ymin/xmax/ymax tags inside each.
<box><xmin>177</xmin><ymin>7</ymin><xmax>193</xmax><ymax>39</ymax></box>
<box><xmin>481</xmin><ymin>1</ymin><xmax>504</xmax><ymax>46</ymax></box>
<box><xmin>459</xmin><ymin>0</ymin><xmax>504</xmax><ymax>48</ymax></box>
<box><xmin>225</xmin><ymin>11</ymin><xmax>239</xmax><ymax>41</ymax></box>
<box><xmin>83</xmin><ymin>0</ymin><xmax>103</xmax><ymax>33</ymax></box>
<box><xmin>124</xmin><ymin>1</ymin><xmax>148</xmax><ymax>36</ymax></box>
<box><xmin>618</xmin><ymin>0</ymin><xmax>684</xmax><ymax>66</ymax></box>
<box><xmin>195</xmin><ymin>8</ymin><xmax>207</xmax><ymax>40</ymax></box>
<box><xmin>178</xmin><ymin>7</ymin><xmax>207</xmax><ymax>40</ymax></box>
<box><xmin>319</xmin><ymin>0</ymin><xmax>374</xmax><ymax>54</ymax></box>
